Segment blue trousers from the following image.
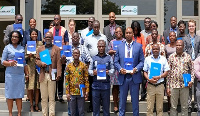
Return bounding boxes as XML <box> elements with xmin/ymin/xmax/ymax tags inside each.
<box><xmin>119</xmin><ymin>77</ymin><xmax>140</xmax><ymax>116</ymax></box>
<box><xmin>92</xmin><ymin>89</ymin><xmax>110</xmax><ymax>116</ymax></box>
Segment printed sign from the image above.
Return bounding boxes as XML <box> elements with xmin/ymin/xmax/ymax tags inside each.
<box><xmin>121</xmin><ymin>6</ymin><xmax>138</xmax><ymax>15</ymax></box>
<box><xmin>60</xmin><ymin>5</ymin><xmax>76</xmax><ymax>15</ymax></box>
<box><xmin>0</xmin><ymin>6</ymin><xmax>15</xmax><ymax>15</ymax></box>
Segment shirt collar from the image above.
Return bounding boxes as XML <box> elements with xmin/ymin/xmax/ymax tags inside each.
<box><xmin>72</xmin><ymin>44</ymin><xmax>81</xmax><ymax>49</ymax></box>
<box><xmin>189</xmin><ymin>34</ymin><xmax>196</xmax><ymax>39</ymax></box>
<box><xmin>97</xmin><ymin>53</ymin><xmax>107</xmax><ymax>58</ymax></box>
<box><xmin>175</xmin><ymin>52</ymin><xmax>185</xmax><ymax>57</ymax></box>
<box><xmin>125</xmin><ymin>41</ymin><xmax>134</xmax><ymax>46</ymax></box>
<box><xmin>150</xmin><ymin>54</ymin><xmax>161</xmax><ymax>59</ymax></box>
<box><xmin>92</xmin><ymin>31</ymin><xmax>101</xmax><ymax>36</ymax></box>
<box><xmin>109</xmin><ymin>22</ymin><xmax>116</xmax><ymax>27</ymax></box>
<box><xmin>170</xmin><ymin>27</ymin><xmax>177</xmax><ymax>32</ymax></box>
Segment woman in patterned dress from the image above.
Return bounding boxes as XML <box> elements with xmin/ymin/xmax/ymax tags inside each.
<box><xmin>108</xmin><ymin>27</ymin><xmax>125</xmax><ymax>113</ymax></box>
<box><xmin>25</xmin><ymin>29</ymin><xmax>43</xmax><ymax>112</ymax></box>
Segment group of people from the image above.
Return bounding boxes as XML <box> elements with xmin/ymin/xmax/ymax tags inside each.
<box><xmin>1</xmin><ymin>11</ymin><xmax>200</xmax><ymax>116</ymax></box>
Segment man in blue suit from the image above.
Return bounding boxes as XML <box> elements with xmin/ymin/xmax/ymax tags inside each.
<box><xmin>114</xmin><ymin>27</ymin><xmax>144</xmax><ymax>116</ymax></box>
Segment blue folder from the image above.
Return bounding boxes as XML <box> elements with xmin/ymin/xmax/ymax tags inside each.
<box><xmin>54</xmin><ymin>36</ymin><xmax>62</xmax><ymax>49</ymax></box>
<box><xmin>113</xmin><ymin>40</ymin><xmax>122</xmax><ymax>51</ymax></box>
<box><xmin>13</xmin><ymin>24</ymin><xmax>23</xmax><ymax>36</ymax></box>
<box><xmin>39</xmin><ymin>49</ymin><xmax>52</xmax><ymax>65</ymax></box>
<box><xmin>60</xmin><ymin>50</ymin><xmax>64</xmax><ymax>57</ymax></box>
<box><xmin>177</xmin><ymin>37</ymin><xmax>182</xmax><ymax>40</ymax></box>
<box><xmin>27</xmin><ymin>41</ymin><xmax>36</xmax><ymax>54</ymax></box>
<box><xmin>182</xmin><ymin>74</ymin><xmax>191</xmax><ymax>87</ymax></box>
<box><xmin>79</xmin><ymin>84</ymin><xmax>85</xmax><ymax>97</ymax></box>
<box><xmin>15</xmin><ymin>52</ymin><xmax>25</xmax><ymax>67</ymax></box>
<box><xmin>124</xmin><ymin>58</ymin><xmax>133</xmax><ymax>73</ymax></box>
<box><xmin>149</xmin><ymin>62</ymin><xmax>161</xmax><ymax>79</ymax></box>
<box><xmin>44</xmin><ymin>29</ymin><xmax>49</xmax><ymax>37</ymax></box>
<box><xmin>63</xmin><ymin>45</ymin><xmax>72</xmax><ymax>58</ymax></box>
<box><xmin>97</xmin><ymin>64</ymin><xmax>106</xmax><ymax>80</ymax></box>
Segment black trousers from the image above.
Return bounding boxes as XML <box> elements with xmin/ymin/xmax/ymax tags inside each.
<box><xmin>55</xmin><ymin>64</ymin><xmax>66</xmax><ymax>98</ymax></box>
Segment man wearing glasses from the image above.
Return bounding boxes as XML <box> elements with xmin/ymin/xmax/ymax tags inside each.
<box><xmin>3</xmin><ymin>14</ymin><xmax>24</xmax><ymax>45</ymax></box>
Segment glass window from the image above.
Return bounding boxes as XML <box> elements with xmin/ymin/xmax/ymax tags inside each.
<box><xmin>75</xmin><ymin>20</ymin><xmax>88</xmax><ymax>33</ymax></box>
<box><xmin>0</xmin><ymin>0</ymin><xmax>20</xmax><ymax>15</ymax></box>
<box><xmin>43</xmin><ymin>20</ymin><xmax>65</xmax><ymax>36</ymax></box>
<box><xmin>104</xmin><ymin>20</ymin><xmax>126</xmax><ymax>38</ymax></box>
<box><xmin>25</xmin><ymin>0</ymin><xmax>34</xmax><ymax>30</ymax></box>
<box><xmin>164</xmin><ymin>0</ymin><xmax>177</xmax><ymax>30</ymax></box>
<box><xmin>102</xmin><ymin>0</ymin><xmax>156</xmax><ymax>15</ymax></box>
<box><xmin>41</xmin><ymin>0</ymin><xmax>94</xmax><ymax>15</ymax></box>
<box><xmin>182</xmin><ymin>0</ymin><xmax>198</xmax><ymax>16</ymax></box>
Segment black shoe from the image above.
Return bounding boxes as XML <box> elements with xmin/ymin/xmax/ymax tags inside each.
<box><xmin>139</xmin><ymin>98</ymin><xmax>146</xmax><ymax>101</ymax></box>
<box><xmin>59</xmin><ymin>98</ymin><xmax>64</xmax><ymax>102</ymax></box>
<box><xmin>87</xmin><ymin>107</ymin><xmax>93</xmax><ymax>113</ymax></box>
<box><xmin>188</xmin><ymin>107</ymin><xmax>192</xmax><ymax>113</ymax></box>
<box><xmin>194</xmin><ymin>108</ymin><xmax>197</xmax><ymax>112</ymax></box>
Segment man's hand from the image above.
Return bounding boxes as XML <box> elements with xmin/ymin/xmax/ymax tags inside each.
<box><xmin>93</xmin><ymin>70</ymin><xmax>97</xmax><ymax>75</ymax></box>
<box><xmin>56</xmin><ymin>76</ymin><xmax>60</xmax><ymax>81</ymax></box>
<box><xmin>108</xmin><ymin>50</ymin><xmax>116</xmax><ymax>55</ymax></box>
<box><xmin>10</xmin><ymin>60</ymin><xmax>17</xmax><ymax>67</ymax></box>
<box><xmin>25</xmin><ymin>75</ymin><xmax>29</xmax><ymax>82</ymax></box>
<box><xmin>152</xmin><ymin>76</ymin><xmax>160</xmax><ymax>81</ymax></box>
<box><xmin>85</xmin><ymin>92</ymin><xmax>89</xmax><ymax>101</ymax></box>
<box><xmin>166</xmin><ymin>88</ymin><xmax>171</xmax><ymax>97</ymax></box>
<box><xmin>66</xmin><ymin>94</ymin><xmax>70</xmax><ymax>101</ymax></box>
<box><xmin>148</xmin><ymin>78</ymin><xmax>157</xmax><ymax>84</ymax></box>
<box><xmin>61</xmin><ymin>55</ymin><xmax>66</xmax><ymax>64</ymax></box>
<box><xmin>120</xmin><ymin>68</ymin><xmax>126</xmax><ymax>75</ymax></box>
<box><xmin>130</xmin><ymin>68</ymin><xmax>137</xmax><ymax>75</ymax></box>
<box><xmin>188</xmin><ymin>82</ymin><xmax>193</xmax><ymax>88</ymax></box>
<box><xmin>41</xmin><ymin>62</ymin><xmax>47</xmax><ymax>68</ymax></box>
<box><xmin>106</xmin><ymin>69</ymin><xmax>109</xmax><ymax>74</ymax></box>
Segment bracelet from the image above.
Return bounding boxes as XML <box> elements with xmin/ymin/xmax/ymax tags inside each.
<box><xmin>159</xmin><ymin>75</ymin><xmax>162</xmax><ymax>79</ymax></box>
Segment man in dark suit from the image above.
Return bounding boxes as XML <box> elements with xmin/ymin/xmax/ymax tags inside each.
<box><xmin>183</xmin><ymin>19</ymin><xmax>200</xmax><ymax>112</ymax></box>
<box><xmin>114</xmin><ymin>27</ymin><xmax>144</xmax><ymax>116</ymax></box>
<box><xmin>163</xmin><ymin>16</ymin><xmax>180</xmax><ymax>45</ymax></box>
<box><xmin>103</xmin><ymin>12</ymin><xmax>119</xmax><ymax>43</ymax></box>
<box><xmin>3</xmin><ymin>14</ymin><xmax>24</xmax><ymax>45</ymax></box>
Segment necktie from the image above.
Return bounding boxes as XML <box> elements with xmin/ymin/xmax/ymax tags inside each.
<box><xmin>191</xmin><ymin>38</ymin><xmax>195</xmax><ymax>60</ymax></box>
<box><xmin>127</xmin><ymin>44</ymin><xmax>131</xmax><ymax>58</ymax></box>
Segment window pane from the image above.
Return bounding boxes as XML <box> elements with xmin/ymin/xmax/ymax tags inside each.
<box><xmin>75</xmin><ymin>20</ymin><xmax>88</xmax><ymax>33</ymax></box>
<box><xmin>132</xmin><ymin>20</ymin><xmax>144</xmax><ymax>30</ymax></box>
<box><xmin>43</xmin><ymin>20</ymin><xmax>65</xmax><ymax>36</ymax></box>
<box><xmin>182</xmin><ymin>0</ymin><xmax>198</xmax><ymax>16</ymax></box>
<box><xmin>104</xmin><ymin>20</ymin><xmax>126</xmax><ymax>38</ymax></box>
<box><xmin>41</xmin><ymin>0</ymin><xmax>94</xmax><ymax>15</ymax></box>
<box><xmin>164</xmin><ymin>0</ymin><xmax>177</xmax><ymax>30</ymax></box>
<box><xmin>102</xmin><ymin>0</ymin><xmax>156</xmax><ymax>15</ymax></box>
<box><xmin>0</xmin><ymin>0</ymin><xmax>20</xmax><ymax>15</ymax></box>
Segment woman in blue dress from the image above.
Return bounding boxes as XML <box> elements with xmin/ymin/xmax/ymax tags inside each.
<box><xmin>1</xmin><ymin>31</ymin><xmax>29</xmax><ymax>116</ymax></box>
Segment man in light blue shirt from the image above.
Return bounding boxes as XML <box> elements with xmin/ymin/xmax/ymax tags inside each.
<box><xmin>143</xmin><ymin>44</ymin><xmax>169</xmax><ymax>116</ymax></box>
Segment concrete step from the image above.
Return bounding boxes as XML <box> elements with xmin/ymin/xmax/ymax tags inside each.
<box><xmin>0</xmin><ymin>111</ymin><xmax>197</xmax><ymax>116</ymax></box>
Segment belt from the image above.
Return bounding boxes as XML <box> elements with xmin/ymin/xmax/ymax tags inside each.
<box><xmin>148</xmin><ymin>81</ymin><xmax>165</xmax><ymax>87</ymax></box>
<box><xmin>45</xmin><ymin>71</ymin><xmax>49</xmax><ymax>73</ymax></box>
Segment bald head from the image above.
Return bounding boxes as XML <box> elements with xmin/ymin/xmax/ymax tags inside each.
<box><xmin>54</xmin><ymin>14</ymin><xmax>61</xmax><ymax>26</ymax></box>
<box><xmin>45</xmin><ymin>32</ymin><xmax>53</xmax><ymax>45</ymax></box>
<box><xmin>93</xmin><ymin>20</ymin><xmax>100</xmax><ymax>35</ymax></box>
<box><xmin>109</xmin><ymin>12</ymin><xmax>116</xmax><ymax>24</ymax></box>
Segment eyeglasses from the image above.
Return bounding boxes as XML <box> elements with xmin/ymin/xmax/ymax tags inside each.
<box><xmin>17</xmin><ymin>19</ymin><xmax>22</xmax><ymax>21</ymax></box>
<box><xmin>54</xmin><ymin>18</ymin><xmax>59</xmax><ymax>20</ymax></box>
<box><xmin>12</xmin><ymin>36</ymin><xmax>19</xmax><ymax>39</ymax></box>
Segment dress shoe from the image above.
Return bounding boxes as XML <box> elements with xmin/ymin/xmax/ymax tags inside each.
<box><xmin>188</xmin><ymin>107</ymin><xmax>192</xmax><ymax>113</ymax></box>
<box><xmin>139</xmin><ymin>98</ymin><xmax>146</xmax><ymax>101</ymax></box>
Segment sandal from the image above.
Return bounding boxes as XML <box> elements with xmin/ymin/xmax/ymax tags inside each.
<box><xmin>30</xmin><ymin>105</ymin><xmax>34</xmax><ymax>112</ymax></box>
<box><xmin>34</xmin><ymin>105</ymin><xmax>41</xmax><ymax>112</ymax></box>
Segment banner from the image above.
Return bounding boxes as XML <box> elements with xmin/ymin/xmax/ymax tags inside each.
<box><xmin>0</xmin><ymin>6</ymin><xmax>15</xmax><ymax>15</ymax></box>
<box><xmin>60</xmin><ymin>5</ymin><xmax>76</xmax><ymax>15</ymax></box>
<box><xmin>121</xmin><ymin>6</ymin><xmax>138</xmax><ymax>15</ymax></box>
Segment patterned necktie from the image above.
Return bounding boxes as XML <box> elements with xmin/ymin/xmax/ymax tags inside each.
<box><xmin>127</xmin><ymin>44</ymin><xmax>131</xmax><ymax>58</ymax></box>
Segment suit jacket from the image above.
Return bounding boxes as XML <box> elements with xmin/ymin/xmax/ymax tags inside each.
<box><xmin>114</xmin><ymin>41</ymin><xmax>144</xmax><ymax>85</ymax></box>
<box><xmin>183</xmin><ymin>34</ymin><xmax>200</xmax><ymax>59</ymax></box>
<box><xmin>36</xmin><ymin>45</ymin><xmax>62</xmax><ymax>82</ymax></box>
<box><xmin>163</xmin><ymin>27</ymin><xmax>180</xmax><ymax>45</ymax></box>
<box><xmin>22</xmin><ymin>29</ymin><xmax>42</xmax><ymax>47</ymax></box>
<box><xmin>103</xmin><ymin>24</ymin><xmax>119</xmax><ymax>43</ymax></box>
<box><xmin>3</xmin><ymin>24</ymin><xmax>24</xmax><ymax>45</ymax></box>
